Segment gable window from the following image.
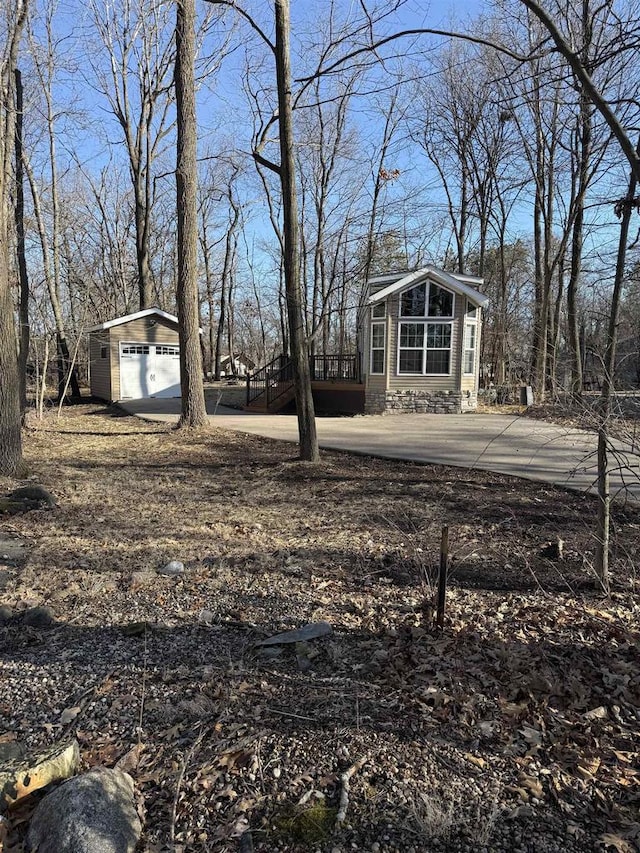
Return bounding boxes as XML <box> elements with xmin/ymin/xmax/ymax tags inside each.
<box><xmin>400</xmin><ymin>281</ymin><xmax>454</xmax><ymax>318</ymax></box>
<box><xmin>100</xmin><ymin>346</ymin><xmax>108</xmax><ymax>359</ymax></box>
<box><xmin>466</xmin><ymin>299</ymin><xmax>478</xmax><ymax>318</ymax></box>
<box><xmin>463</xmin><ymin>322</ymin><xmax>477</xmax><ymax>374</ymax></box>
<box><xmin>371</xmin><ymin>302</ymin><xmax>386</xmax><ymax>319</ymax></box>
<box><xmin>428</xmin><ymin>284</ymin><xmax>454</xmax><ymax>317</ymax></box>
<box><xmin>400</xmin><ymin>283</ymin><xmax>426</xmax><ymax>317</ymax></box>
<box><xmin>398</xmin><ymin>322</ymin><xmax>452</xmax><ymax>375</ymax></box>
<box><xmin>370</xmin><ymin>322</ymin><xmax>385</xmax><ymax>374</ymax></box>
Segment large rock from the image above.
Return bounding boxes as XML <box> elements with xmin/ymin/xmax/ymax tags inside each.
<box><xmin>0</xmin><ymin>486</ymin><xmax>57</xmax><ymax>515</ymax></box>
<box><xmin>1</xmin><ymin>740</ymin><xmax>80</xmax><ymax>810</ymax></box>
<box><xmin>26</xmin><ymin>767</ymin><xmax>141</xmax><ymax>853</ymax></box>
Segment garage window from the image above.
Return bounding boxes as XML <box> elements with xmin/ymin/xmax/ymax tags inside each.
<box><xmin>122</xmin><ymin>344</ymin><xmax>150</xmax><ymax>355</ymax></box>
<box><xmin>156</xmin><ymin>345</ymin><xmax>179</xmax><ymax>355</ymax></box>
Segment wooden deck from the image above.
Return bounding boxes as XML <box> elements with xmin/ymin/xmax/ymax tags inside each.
<box><xmin>246</xmin><ymin>355</ymin><xmax>364</xmax><ymax>414</ymax></box>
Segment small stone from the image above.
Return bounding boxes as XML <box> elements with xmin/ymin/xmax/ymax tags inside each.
<box><xmin>158</xmin><ymin>560</ymin><xmax>184</xmax><ymax>576</ymax></box>
<box><xmin>22</xmin><ymin>606</ymin><xmax>55</xmax><ymax>628</ymax></box>
<box><xmin>122</xmin><ymin>621</ymin><xmax>152</xmax><ymax>637</ymax></box>
<box><xmin>0</xmin><ymin>740</ymin><xmax>25</xmax><ymax>763</ymax></box>
<box><xmin>256</xmin><ymin>621</ymin><xmax>332</xmax><ymax>647</ymax></box>
<box><xmin>129</xmin><ymin>571</ymin><xmax>152</xmax><ymax>591</ymax></box>
<box><xmin>198</xmin><ymin>609</ymin><xmax>215</xmax><ymax>624</ymax></box>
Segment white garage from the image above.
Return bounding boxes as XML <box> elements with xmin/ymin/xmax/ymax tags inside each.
<box><xmin>119</xmin><ymin>342</ymin><xmax>180</xmax><ymax>399</ymax></box>
<box><xmin>89</xmin><ymin>308</ymin><xmax>182</xmax><ymax>402</ymax></box>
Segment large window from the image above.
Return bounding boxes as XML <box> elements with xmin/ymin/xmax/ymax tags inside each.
<box><xmin>400</xmin><ymin>282</ymin><xmax>454</xmax><ymax>318</ymax></box>
<box><xmin>398</xmin><ymin>322</ymin><xmax>452</xmax><ymax>375</ymax></box>
<box><xmin>370</xmin><ymin>322</ymin><xmax>385</xmax><ymax>374</ymax></box>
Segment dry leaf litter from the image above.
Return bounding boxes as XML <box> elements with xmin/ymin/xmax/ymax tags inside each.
<box><xmin>0</xmin><ymin>404</ymin><xmax>638</xmax><ymax>853</ymax></box>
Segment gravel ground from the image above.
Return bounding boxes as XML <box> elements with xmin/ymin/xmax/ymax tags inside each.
<box><xmin>0</xmin><ymin>404</ymin><xmax>638</xmax><ymax>853</ymax></box>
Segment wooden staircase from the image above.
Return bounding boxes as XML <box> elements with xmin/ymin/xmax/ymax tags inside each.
<box><xmin>246</xmin><ymin>355</ymin><xmax>296</xmax><ymax>413</ymax></box>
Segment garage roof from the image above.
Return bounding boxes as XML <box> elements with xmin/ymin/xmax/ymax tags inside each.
<box><xmin>89</xmin><ymin>308</ymin><xmax>178</xmax><ymax>332</ymax></box>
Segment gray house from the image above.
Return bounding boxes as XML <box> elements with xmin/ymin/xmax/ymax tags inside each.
<box><xmin>362</xmin><ymin>267</ymin><xmax>488</xmax><ymax>414</ymax></box>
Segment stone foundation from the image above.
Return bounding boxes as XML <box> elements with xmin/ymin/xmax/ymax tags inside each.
<box><xmin>365</xmin><ymin>389</ymin><xmax>477</xmax><ymax>415</ymax></box>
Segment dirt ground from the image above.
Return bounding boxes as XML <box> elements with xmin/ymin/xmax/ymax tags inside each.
<box><xmin>0</xmin><ymin>404</ymin><xmax>639</xmax><ymax>852</ymax></box>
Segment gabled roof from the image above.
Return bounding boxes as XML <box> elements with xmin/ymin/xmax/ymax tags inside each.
<box><xmin>367</xmin><ymin>266</ymin><xmax>488</xmax><ymax>308</ymax></box>
<box><xmin>89</xmin><ymin>308</ymin><xmax>178</xmax><ymax>332</ymax></box>
<box><xmin>220</xmin><ymin>353</ymin><xmax>256</xmax><ymax>368</ymax></box>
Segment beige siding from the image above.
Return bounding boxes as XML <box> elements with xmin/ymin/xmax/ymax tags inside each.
<box><xmin>109</xmin><ymin>316</ymin><xmax>179</xmax><ymax>400</ymax></box>
<box><xmin>89</xmin><ymin>332</ymin><xmax>112</xmax><ymax>400</ymax></box>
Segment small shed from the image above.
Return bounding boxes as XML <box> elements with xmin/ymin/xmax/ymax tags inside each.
<box><xmin>362</xmin><ymin>267</ymin><xmax>489</xmax><ymax>414</ymax></box>
<box><xmin>89</xmin><ymin>308</ymin><xmax>181</xmax><ymax>402</ymax></box>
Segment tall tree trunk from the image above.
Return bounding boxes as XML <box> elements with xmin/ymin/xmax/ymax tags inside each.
<box><xmin>274</xmin><ymin>0</ymin><xmax>318</xmax><ymax>461</ymax></box>
<box><xmin>0</xmin><ymin>0</ymin><xmax>27</xmax><ymax>475</ymax></box>
<box><xmin>22</xmin><ymin>154</ymin><xmax>80</xmax><ymax>401</ymax></box>
<box><xmin>175</xmin><ymin>0</ymin><xmax>207</xmax><ymax>427</ymax></box>
<box><xmin>567</xmin><ymin>93</ymin><xmax>590</xmax><ymax>398</ymax></box>
<box><xmin>14</xmin><ymin>68</ymin><xmax>29</xmax><ymax>419</ymax></box>
<box><xmin>595</xmin><ymin>138</ymin><xmax>639</xmax><ymax>589</ymax></box>
<box><xmin>135</xmin><ymin>185</ymin><xmax>153</xmax><ymax>309</ymax></box>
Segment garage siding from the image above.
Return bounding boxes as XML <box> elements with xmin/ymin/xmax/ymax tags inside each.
<box><xmin>110</xmin><ymin>317</ymin><xmax>179</xmax><ymax>400</ymax></box>
<box><xmin>89</xmin><ymin>332</ymin><xmax>112</xmax><ymax>401</ymax></box>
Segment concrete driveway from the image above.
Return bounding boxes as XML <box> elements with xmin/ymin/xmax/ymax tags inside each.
<box><xmin>118</xmin><ymin>397</ymin><xmax>640</xmax><ymax>501</ymax></box>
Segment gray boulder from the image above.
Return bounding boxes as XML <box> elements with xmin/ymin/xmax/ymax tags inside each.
<box><xmin>22</xmin><ymin>606</ymin><xmax>55</xmax><ymax>628</ymax></box>
<box><xmin>0</xmin><ymin>486</ymin><xmax>57</xmax><ymax>515</ymax></box>
<box><xmin>26</xmin><ymin>767</ymin><xmax>141</xmax><ymax>853</ymax></box>
<box><xmin>9</xmin><ymin>485</ymin><xmax>57</xmax><ymax>507</ymax></box>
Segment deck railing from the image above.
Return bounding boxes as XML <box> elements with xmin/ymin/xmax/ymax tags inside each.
<box><xmin>310</xmin><ymin>354</ymin><xmax>360</xmax><ymax>382</ymax></box>
<box><xmin>247</xmin><ymin>353</ymin><xmax>361</xmax><ymax>408</ymax></box>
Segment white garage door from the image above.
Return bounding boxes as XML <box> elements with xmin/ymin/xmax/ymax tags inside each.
<box><xmin>119</xmin><ymin>343</ymin><xmax>181</xmax><ymax>399</ymax></box>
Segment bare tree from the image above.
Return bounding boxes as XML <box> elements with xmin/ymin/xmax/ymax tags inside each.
<box><xmin>25</xmin><ymin>4</ymin><xmax>82</xmax><ymax>400</ymax></box>
<box><xmin>88</xmin><ymin>0</ymin><xmax>176</xmax><ymax>310</ymax></box>
<box><xmin>208</xmin><ymin>0</ymin><xmax>318</xmax><ymax>459</ymax></box>
<box><xmin>14</xmin><ymin>67</ymin><xmax>29</xmax><ymax>418</ymax></box>
<box><xmin>0</xmin><ymin>0</ymin><xmax>28</xmax><ymax>475</ymax></box>
<box><xmin>175</xmin><ymin>0</ymin><xmax>207</xmax><ymax>427</ymax></box>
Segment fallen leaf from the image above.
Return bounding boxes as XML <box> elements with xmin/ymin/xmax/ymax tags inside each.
<box><xmin>601</xmin><ymin>834</ymin><xmax>633</xmax><ymax>852</ymax></box>
<box><xmin>463</xmin><ymin>753</ymin><xmax>486</xmax><ymax>769</ymax></box>
<box><xmin>60</xmin><ymin>706</ymin><xmax>81</xmax><ymax>725</ymax></box>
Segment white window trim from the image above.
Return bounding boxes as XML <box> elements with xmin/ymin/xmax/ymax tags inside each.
<box><xmin>370</xmin><ymin>321</ymin><xmax>386</xmax><ymax>375</ymax></box>
<box><xmin>463</xmin><ymin>321</ymin><xmax>477</xmax><ymax>376</ymax></box>
<box><xmin>396</xmin><ymin>321</ymin><xmax>453</xmax><ymax>376</ymax></box>
<box><xmin>398</xmin><ymin>282</ymin><xmax>455</xmax><ymax>320</ymax></box>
